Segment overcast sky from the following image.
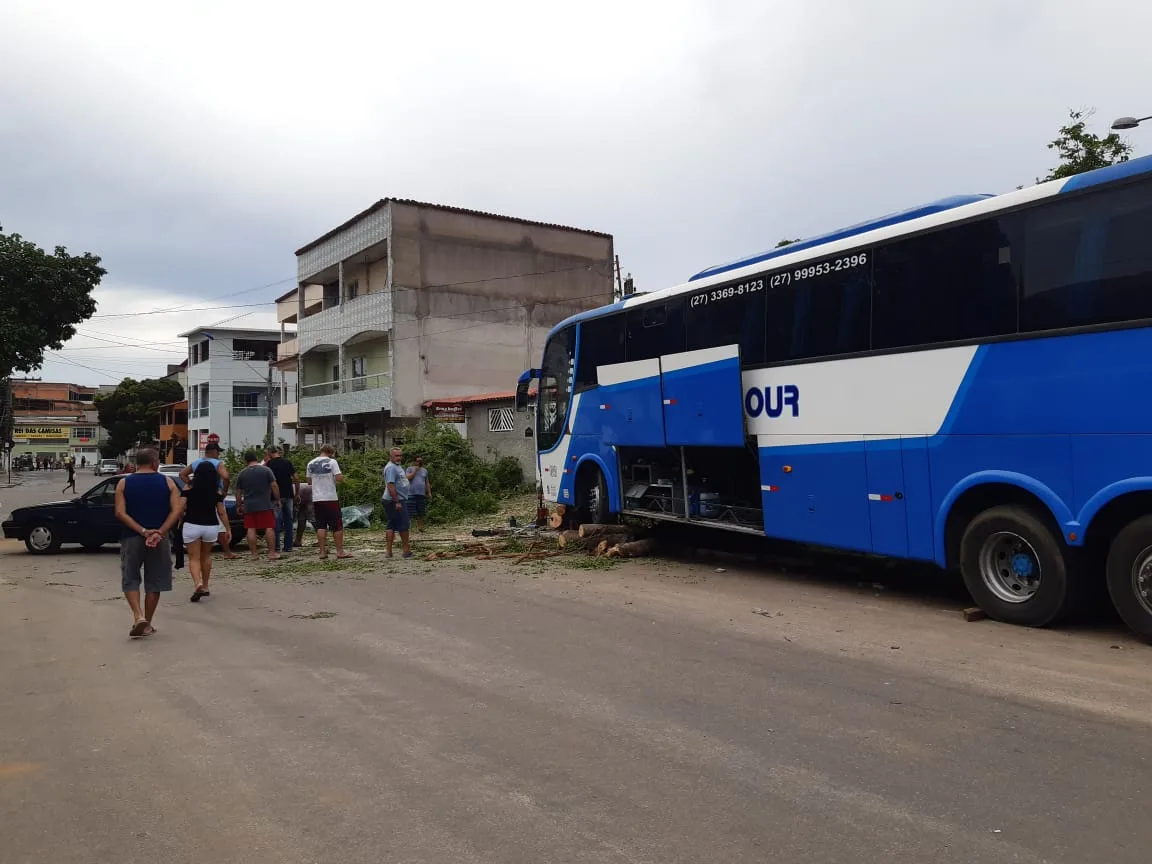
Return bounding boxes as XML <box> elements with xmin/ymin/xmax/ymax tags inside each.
<box><xmin>2</xmin><ymin>0</ymin><xmax>1150</xmax><ymax>385</ymax></box>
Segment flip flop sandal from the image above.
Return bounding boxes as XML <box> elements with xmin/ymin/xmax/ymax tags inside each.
<box><xmin>336</xmin><ymin>553</ymin><xmax>354</xmax><ymax>559</ymax></box>
<box><xmin>129</xmin><ymin>619</ymin><xmax>150</xmax><ymax>638</ymax></box>
<box><xmin>191</xmin><ymin>587</ymin><xmax>207</xmax><ymax>602</ymax></box>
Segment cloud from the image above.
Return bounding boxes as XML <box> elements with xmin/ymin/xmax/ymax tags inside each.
<box><xmin>5</xmin><ymin>0</ymin><xmax>1152</xmax><ymax>385</ymax></box>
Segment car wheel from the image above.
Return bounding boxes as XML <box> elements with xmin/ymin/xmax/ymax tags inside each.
<box><xmin>959</xmin><ymin>505</ymin><xmax>1078</xmax><ymax>627</ymax></box>
<box><xmin>1105</xmin><ymin>515</ymin><xmax>1152</xmax><ymax>643</ymax></box>
<box><xmin>25</xmin><ymin>524</ymin><xmax>62</xmax><ymax>555</ymax></box>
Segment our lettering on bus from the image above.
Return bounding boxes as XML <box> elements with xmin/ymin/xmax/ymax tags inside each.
<box><xmin>744</xmin><ymin>385</ymin><xmax>799</xmax><ymax>419</ymax></box>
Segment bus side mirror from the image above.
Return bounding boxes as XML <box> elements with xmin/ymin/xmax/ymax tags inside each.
<box><xmin>516</xmin><ymin>368</ymin><xmax>539</xmax><ymax>412</ymax></box>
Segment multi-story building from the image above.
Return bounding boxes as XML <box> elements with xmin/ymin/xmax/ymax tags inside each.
<box><xmin>6</xmin><ymin>379</ymin><xmax>107</xmax><ymax>464</ymax></box>
<box><xmin>275</xmin><ymin>198</ymin><xmax>613</xmax><ymax>449</ymax></box>
<box><xmin>180</xmin><ymin>326</ymin><xmax>298</xmax><ymax>456</ymax></box>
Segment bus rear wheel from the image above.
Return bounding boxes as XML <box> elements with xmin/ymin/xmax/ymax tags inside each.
<box><xmin>574</xmin><ymin>464</ymin><xmax>609</xmax><ymax>526</ymax></box>
<box><xmin>959</xmin><ymin>505</ymin><xmax>1077</xmax><ymax>627</ymax></box>
<box><xmin>1105</xmin><ymin>515</ymin><xmax>1152</xmax><ymax>643</ymax></box>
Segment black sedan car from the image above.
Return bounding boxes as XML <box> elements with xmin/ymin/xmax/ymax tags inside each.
<box><xmin>2</xmin><ymin>475</ymin><xmax>243</xmax><ymax>554</ymax></box>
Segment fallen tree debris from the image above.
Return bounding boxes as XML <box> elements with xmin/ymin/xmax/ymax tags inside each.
<box><xmin>606</xmin><ymin>538</ymin><xmax>654</xmax><ymax>558</ymax></box>
<box><xmin>548</xmin><ymin>504</ymin><xmax>567</xmax><ymax>530</ymax></box>
<box><xmin>578</xmin><ymin>523</ymin><xmax>632</xmax><ymax>539</ymax></box>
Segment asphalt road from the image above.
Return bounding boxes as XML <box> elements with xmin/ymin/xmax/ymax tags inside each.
<box><xmin>3</xmin><ymin>470</ymin><xmax>1152</xmax><ymax>863</ymax></box>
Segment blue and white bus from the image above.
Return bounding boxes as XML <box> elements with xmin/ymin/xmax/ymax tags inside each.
<box><xmin>518</xmin><ymin>155</ymin><xmax>1152</xmax><ymax>640</ymax></box>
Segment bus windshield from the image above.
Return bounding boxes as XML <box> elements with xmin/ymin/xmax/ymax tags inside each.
<box><xmin>536</xmin><ymin>326</ymin><xmax>574</xmax><ymax>452</ymax></box>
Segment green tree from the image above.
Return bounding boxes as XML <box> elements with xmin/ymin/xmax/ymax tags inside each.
<box><xmin>1042</xmin><ymin>108</ymin><xmax>1133</xmax><ymax>182</ymax></box>
<box><xmin>94</xmin><ymin>377</ymin><xmax>184</xmax><ymax>456</ymax></box>
<box><xmin>775</xmin><ymin>238</ymin><xmax>801</xmax><ymax>248</ymax></box>
<box><xmin>0</xmin><ymin>227</ymin><xmax>104</xmax><ymax>377</ymax></box>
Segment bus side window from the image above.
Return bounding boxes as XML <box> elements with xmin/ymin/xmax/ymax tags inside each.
<box><xmin>872</xmin><ymin>217</ymin><xmax>1020</xmax><ymax>351</ymax></box>
<box><xmin>686</xmin><ymin>286</ymin><xmax>766</xmax><ymax>366</ymax></box>
<box><xmin>626</xmin><ymin>299</ymin><xmax>685</xmax><ymax>361</ymax></box>
<box><xmin>765</xmin><ymin>257</ymin><xmax>872</xmax><ymax>363</ymax></box>
<box><xmin>1021</xmin><ymin>180</ymin><xmax>1152</xmax><ymax>333</ymax></box>
<box><xmin>575</xmin><ymin>313</ymin><xmax>626</xmax><ymax>391</ymax></box>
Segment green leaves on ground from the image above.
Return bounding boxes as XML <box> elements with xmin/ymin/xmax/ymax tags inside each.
<box><xmin>94</xmin><ymin>377</ymin><xmax>185</xmax><ymax>456</ymax></box>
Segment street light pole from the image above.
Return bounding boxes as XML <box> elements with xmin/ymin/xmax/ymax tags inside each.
<box><xmin>1111</xmin><ymin>114</ymin><xmax>1152</xmax><ymax>130</ymax></box>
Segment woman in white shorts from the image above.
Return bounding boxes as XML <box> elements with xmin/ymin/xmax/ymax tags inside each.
<box><xmin>181</xmin><ymin>461</ymin><xmax>231</xmax><ymax>602</ymax></box>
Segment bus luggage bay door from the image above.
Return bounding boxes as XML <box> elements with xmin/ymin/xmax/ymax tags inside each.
<box><xmin>660</xmin><ymin>344</ymin><xmax>745</xmax><ymax>446</ymax></box>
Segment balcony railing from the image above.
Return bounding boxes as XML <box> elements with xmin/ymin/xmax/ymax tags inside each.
<box><xmin>190</xmin><ymin>407</ymin><xmax>209</xmax><ymax>418</ymax></box>
<box><xmin>231</xmin><ymin>406</ymin><xmax>268</xmax><ymax>417</ymax></box>
<box><xmin>277</xmin><ymin>337</ymin><xmax>299</xmax><ymax>361</ymax></box>
<box><xmin>299</xmin><ymin>373</ymin><xmax>392</xmax><ymax>418</ymax></box>
<box><xmin>298</xmin><ymin>290</ymin><xmax>393</xmax><ymax>353</ymax></box>
<box><xmin>277</xmin><ymin>402</ymin><xmax>299</xmax><ymax>426</ymax></box>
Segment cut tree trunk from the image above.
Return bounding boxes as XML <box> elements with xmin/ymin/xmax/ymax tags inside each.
<box><xmin>578</xmin><ymin>523</ymin><xmax>631</xmax><ymax>539</ymax></box>
<box><xmin>606</xmin><ymin>538</ymin><xmax>654</xmax><ymax>559</ymax></box>
<box><xmin>594</xmin><ymin>539</ymin><xmax>611</xmax><ymax>557</ymax></box>
<box><xmin>548</xmin><ymin>505</ymin><xmax>566</xmax><ymax>530</ymax></box>
<box><xmin>556</xmin><ymin>530</ymin><xmax>583</xmax><ymax>549</ymax></box>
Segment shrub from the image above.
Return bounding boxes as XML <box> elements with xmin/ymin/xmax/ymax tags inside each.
<box><xmin>282</xmin><ymin>420</ymin><xmax>509</xmax><ymax>526</ymax></box>
<box><xmin>492</xmin><ymin>456</ymin><xmax>524</xmax><ymax>491</ymax></box>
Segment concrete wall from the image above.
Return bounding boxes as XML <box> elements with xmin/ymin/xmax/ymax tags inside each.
<box><xmin>461</xmin><ymin>400</ymin><xmax>537</xmax><ymax>483</ymax></box>
<box><xmin>388</xmin><ymin>202</ymin><xmax>612</xmax><ymax>418</ymax></box>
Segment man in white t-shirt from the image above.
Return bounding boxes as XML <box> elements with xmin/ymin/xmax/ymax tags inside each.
<box><xmin>305</xmin><ymin>444</ymin><xmax>351</xmax><ymax>560</ymax></box>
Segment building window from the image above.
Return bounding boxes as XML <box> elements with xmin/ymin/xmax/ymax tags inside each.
<box><xmin>231</xmin><ymin>339</ymin><xmax>278</xmax><ymax>362</ymax></box>
<box><xmin>489</xmin><ymin>407</ymin><xmax>515</xmax><ymax>433</ymax></box>
<box><xmin>347</xmin><ymin>280</ymin><xmax>360</xmax><ymax>300</ymax></box>
<box><xmin>72</xmin><ymin>427</ymin><xmax>95</xmax><ymax>439</ymax></box>
<box><xmin>233</xmin><ymin>392</ymin><xmax>259</xmax><ymax>409</ymax></box>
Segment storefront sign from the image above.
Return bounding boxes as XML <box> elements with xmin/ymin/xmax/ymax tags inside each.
<box><xmin>431</xmin><ymin>403</ymin><xmax>465</xmax><ymax>424</ymax></box>
<box><xmin>16</xmin><ymin>426</ymin><xmax>67</xmax><ymax>440</ymax></box>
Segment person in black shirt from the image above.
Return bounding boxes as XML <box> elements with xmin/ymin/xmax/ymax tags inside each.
<box><xmin>264</xmin><ymin>446</ymin><xmax>299</xmax><ymax>554</ymax></box>
<box><xmin>181</xmin><ymin>460</ymin><xmax>231</xmax><ymax>602</ymax></box>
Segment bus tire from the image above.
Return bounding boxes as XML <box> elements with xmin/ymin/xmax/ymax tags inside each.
<box><xmin>1104</xmin><ymin>515</ymin><xmax>1152</xmax><ymax>642</ymax></box>
<box><xmin>959</xmin><ymin>505</ymin><xmax>1076</xmax><ymax>627</ymax></box>
<box><xmin>575</xmin><ymin>464</ymin><xmax>609</xmax><ymax>526</ymax></box>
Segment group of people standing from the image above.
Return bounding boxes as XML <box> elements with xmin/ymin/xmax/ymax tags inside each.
<box><xmin>110</xmin><ymin>442</ymin><xmax>433</xmax><ymax>640</ymax></box>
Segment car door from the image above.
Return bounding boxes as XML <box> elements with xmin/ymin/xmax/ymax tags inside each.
<box><xmin>81</xmin><ymin>479</ymin><xmax>122</xmax><ymax>544</ymax></box>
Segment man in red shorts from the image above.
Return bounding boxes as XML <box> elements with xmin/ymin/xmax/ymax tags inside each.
<box><xmin>305</xmin><ymin>444</ymin><xmax>351</xmax><ymax>560</ymax></box>
<box><xmin>234</xmin><ymin>450</ymin><xmax>281</xmax><ymax>561</ymax></box>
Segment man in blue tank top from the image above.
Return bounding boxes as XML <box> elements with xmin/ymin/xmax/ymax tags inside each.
<box><xmin>114</xmin><ymin>448</ymin><xmax>183</xmax><ymax>638</ymax></box>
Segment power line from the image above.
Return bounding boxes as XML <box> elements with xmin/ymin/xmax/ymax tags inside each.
<box><xmin>88</xmin><ymin>263</ymin><xmax>608</xmax><ymax>319</ymax></box>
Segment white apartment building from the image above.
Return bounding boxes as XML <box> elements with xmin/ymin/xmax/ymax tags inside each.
<box><xmin>180</xmin><ymin>326</ymin><xmax>298</xmax><ymax>456</ymax></box>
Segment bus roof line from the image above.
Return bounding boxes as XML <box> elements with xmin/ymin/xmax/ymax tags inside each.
<box><xmin>545</xmin><ymin>153</ymin><xmax>1152</xmax><ymax>340</ymax></box>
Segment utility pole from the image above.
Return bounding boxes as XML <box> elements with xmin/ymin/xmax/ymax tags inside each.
<box><xmin>266</xmin><ymin>364</ymin><xmax>274</xmax><ymax>446</ymax></box>
<box><xmin>614</xmin><ymin>255</ymin><xmax>623</xmax><ymax>301</ymax></box>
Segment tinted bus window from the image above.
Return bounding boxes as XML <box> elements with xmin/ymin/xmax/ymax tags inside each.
<box><xmin>575</xmin><ymin>314</ymin><xmax>625</xmax><ymax>390</ymax></box>
<box><xmin>872</xmin><ymin>217</ymin><xmax>1020</xmax><ymax>350</ymax></box>
<box><xmin>626</xmin><ymin>298</ymin><xmax>685</xmax><ymax>361</ymax></box>
<box><xmin>1021</xmin><ymin>181</ymin><xmax>1152</xmax><ymax>332</ymax></box>
<box><xmin>685</xmin><ymin>282</ymin><xmax>766</xmax><ymax>365</ymax></box>
<box><xmin>764</xmin><ymin>254</ymin><xmax>871</xmax><ymax>362</ymax></box>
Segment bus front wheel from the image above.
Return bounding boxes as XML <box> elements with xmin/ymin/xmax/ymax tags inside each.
<box><xmin>574</xmin><ymin>464</ymin><xmax>609</xmax><ymax>527</ymax></box>
<box><xmin>959</xmin><ymin>505</ymin><xmax>1077</xmax><ymax>627</ymax></box>
<box><xmin>1105</xmin><ymin>515</ymin><xmax>1152</xmax><ymax>642</ymax></box>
